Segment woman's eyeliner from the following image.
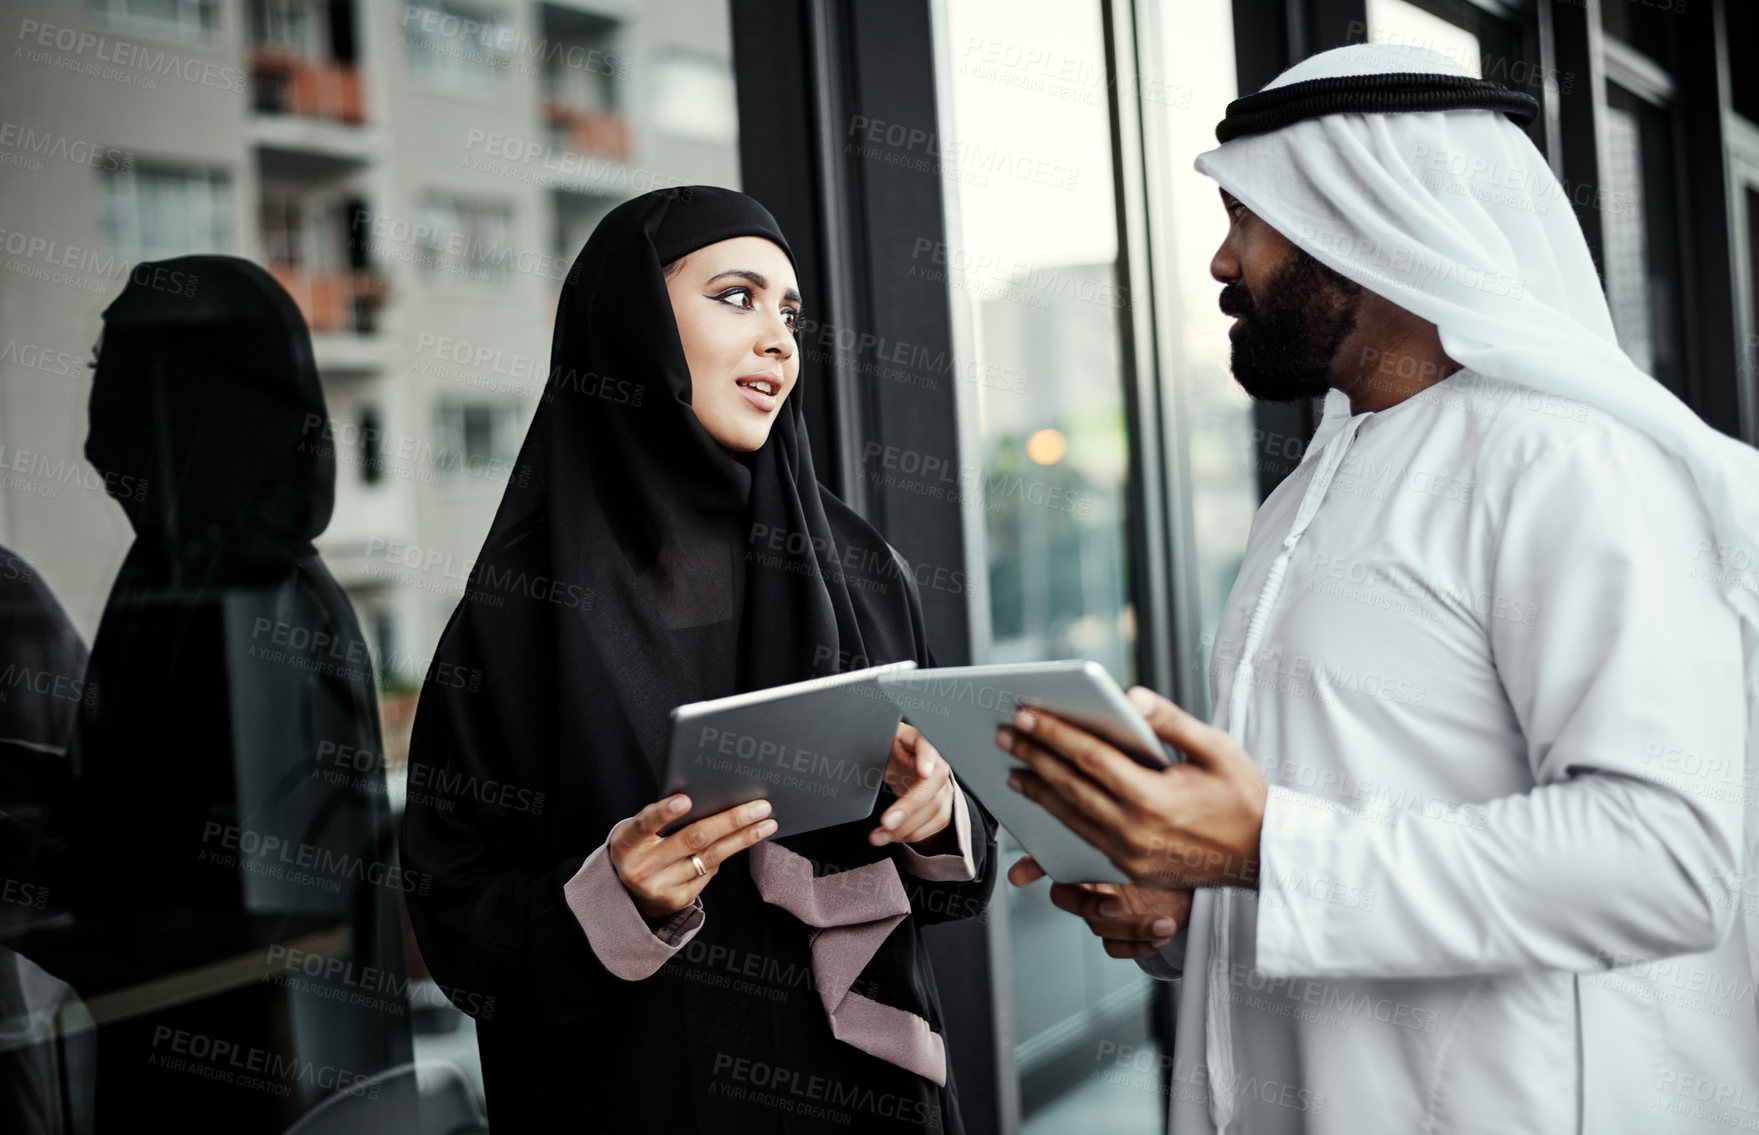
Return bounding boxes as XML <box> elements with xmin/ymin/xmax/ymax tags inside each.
<box><xmin>707</xmin><ymin>285</ymin><xmax>800</xmax><ymax>330</ymax></box>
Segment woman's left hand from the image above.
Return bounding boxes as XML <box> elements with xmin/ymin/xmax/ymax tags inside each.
<box><xmin>870</xmin><ymin>722</ymin><xmax>956</xmax><ymax>848</ymax></box>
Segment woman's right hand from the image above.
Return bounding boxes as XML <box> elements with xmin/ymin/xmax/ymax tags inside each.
<box><xmin>608</xmin><ymin>795</ymin><xmax>778</xmax><ymax>919</ymax></box>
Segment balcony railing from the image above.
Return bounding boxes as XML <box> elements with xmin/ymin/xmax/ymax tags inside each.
<box><xmin>544</xmin><ymin>102</ymin><xmax>629</xmax><ymax>160</ymax></box>
<box><xmin>251</xmin><ymin>47</ymin><xmax>364</xmax><ymax>124</ymax></box>
<box><xmin>268</xmin><ymin>265</ymin><xmax>387</xmax><ymax>335</ymax></box>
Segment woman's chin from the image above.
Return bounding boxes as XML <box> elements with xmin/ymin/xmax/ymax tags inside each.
<box><xmin>709</xmin><ymin>423</ymin><xmax>772</xmax><ymax>453</ymax></box>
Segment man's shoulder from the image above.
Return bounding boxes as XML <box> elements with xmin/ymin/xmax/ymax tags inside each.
<box><xmin>1447</xmin><ymin>371</ymin><xmax>1701</xmax><ymax>529</ymax></box>
<box><xmin>1439</xmin><ymin>369</ymin><xmax>1648</xmax><ymax>474</ymax></box>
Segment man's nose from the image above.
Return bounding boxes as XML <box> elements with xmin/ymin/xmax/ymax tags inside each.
<box><xmin>1211</xmin><ymin>241</ymin><xmax>1240</xmax><ymax>285</ymax></box>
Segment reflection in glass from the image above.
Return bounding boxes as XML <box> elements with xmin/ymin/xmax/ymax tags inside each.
<box><xmin>1602</xmin><ymin>84</ymin><xmax>1682</xmax><ymax>392</ymax></box>
<box><xmin>936</xmin><ymin>0</ymin><xmax>1150</xmax><ymax>1130</ymax></box>
<box><xmin>1366</xmin><ymin>0</ymin><xmax>1483</xmax><ymax>77</ymax></box>
<box><xmin>1142</xmin><ymin>0</ymin><xmax>1258</xmax><ymax>709</ymax></box>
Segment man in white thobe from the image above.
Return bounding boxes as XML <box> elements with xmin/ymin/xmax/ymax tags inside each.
<box><xmin>995</xmin><ymin>43</ymin><xmax>1759</xmax><ymax>1135</ymax></box>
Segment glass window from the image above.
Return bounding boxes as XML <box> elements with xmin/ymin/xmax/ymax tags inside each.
<box><xmin>935</xmin><ymin>0</ymin><xmax>1152</xmax><ymax>1129</ymax></box>
<box><xmin>1732</xmin><ymin>2</ymin><xmax>1759</xmax><ymax>126</ymax></box>
<box><xmin>540</xmin><ymin>8</ymin><xmax>622</xmax><ymax>113</ymax></box>
<box><xmin>653</xmin><ymin>54</ymin><xmax>740</xmax><ymax>145</ymax></box>
<box><xmin>403</xmin><ymin>0</ymin><xmax>510</xmax><ymax>97</ymax></box>
<box><xmin>357</xmin><ymin>404</ymin><xmax>385</xmax><ymax>486</ymax></box>
<box><xmin>433</xmin><ymin>400</ymin><xmax>520</xmax><ymax>484</ymax></box>
<box><xmin>250</xmin><ymin>0</ymin><xmax>317</xmax><ymax>55</ymax></box>
<box><xmin>98</xmin><ymin>164</ymin><xmax>232</xmax><ymax>262</ymax></box>
<box><xmin>371</xmin><ymin>607</ymin><xmax>397</xmax><ymax>668</ymax></box>
<box><xmin>1366</xmin><ymin>0</ymin><xmax>1483</xmax><ymax>77</ymax></box>
<box><xmin>1</xmin><ymin>0</ymin><xmax>746</xmax><ymax>1127</ymax></box>
<box><xmin>416</xmin><ymin>193</ymin><xmax>514</xmax><ymax>285</ymax></box>
<box><xmin>1602</xmin><ymin>84</ymin><xmax>1683</xmax><ymax>391</ymax></box>
<box><xmin>1744</xmin><ymin>185</ymin><xmax>1759</xmax><ymax>441</ymax></box>
<box><xmin>88</xmin><ymin>0</ymin><xmax>219</xmax><ymax>40</ymax></box>
<box><xmin>1138</xmin><ymin>0</ymin><xmax>1257</xmax><ymax>710</ymax></box>
<box><xmin>1601</xmin><ymin>0</ymin><xmax>1680</xmax><ymax>67</ymax></box>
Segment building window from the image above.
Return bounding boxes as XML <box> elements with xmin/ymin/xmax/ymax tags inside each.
<box><xmin>416</xmin><ymin>194</ymin><xmax>513</xmax><ymax>285</ymax></box>
<box><xmin>1365</xmin><ymin>0</ymin><xmax>1482</xmax><ymax>77</ymax></box>
<box><xmin>541</xmin><ymin>9</ymin><xmax>621</xmax><ymax>113</ymax></box>
<box><xmin>652</xmin><ymin>54</ymin><xmax>739</xmax><ymax>145</ymax></box>
<box><xmin>88</xmin><ymin>0</ymin><xmax>219</xmax><ymax>40</ymax></box>
<box><xmin>250</xmin><ymin>0</ymin><xmax>317</xmax><ymax>55</ymax></box>
<box><xmin>1600</xmin><ymin>0</ymin><xmax>1678</xmax><ymax>69</ymax></box>
<box><xmin>433</xmin><ymin>401</ymin><xmax>521</xmax><ymax>484</ymax></box>
<box><xmin>357</xmin><ymin>404</ymin><xmax>385</xmax><ymax>486</ymax></box>
<box><xmin>403</xmin><ymin>1</ymin><xmax>511</xmax><ymax>97</ymax></box>
<box><xmin>98</xmin><ymin>164</ymin><xmax>231</xmax><ymax>263</ymax></box>
<box><xmin>1601</xmin><ymin>83</ymin><xmax>1683</xmax><ymax>392</ymax></box>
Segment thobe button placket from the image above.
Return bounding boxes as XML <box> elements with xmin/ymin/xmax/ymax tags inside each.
<box><xmin>1205</xmin><ymin>413</ymin><xmax>1368</xmax><ymax>1135</ymax></box>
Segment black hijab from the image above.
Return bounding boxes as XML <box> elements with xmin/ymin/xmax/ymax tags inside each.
<box><xmin>431</xmin><ymin>185</ymin><xmax>922</xmax><ymax>780</ymax></box>
<box><xmin>41</xmin><ymin>256</ymin><xmax>409</xmax><ymax>1129</ymax></box>
<box><xmin>86</xmin><ymin>256</ymin><xmax>333</xmax><ymax>579</ymax></box>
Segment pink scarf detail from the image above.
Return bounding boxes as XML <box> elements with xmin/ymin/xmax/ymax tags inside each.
<box><xmin>748</xmin><ymin>841</ymin><xmax>947</xmax><ymax>1086</ymax></box>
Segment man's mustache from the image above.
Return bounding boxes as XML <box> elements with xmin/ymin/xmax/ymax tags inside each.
<box><xmin>1219</xmin><ymin>283</ymin><xmax>1253</xmax><ymax>319</ymax></box>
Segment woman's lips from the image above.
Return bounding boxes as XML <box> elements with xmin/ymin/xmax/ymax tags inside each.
<box><xmin>736</xmin><ymin>376</ymin><xmax>781</xmax><ymax>412</ymax></box>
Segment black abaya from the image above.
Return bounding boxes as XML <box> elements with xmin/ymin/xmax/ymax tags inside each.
<box><xmin>401</xmin><ymin>187</ymin><xmax>997</xmax><ymax>1134</ymax></box>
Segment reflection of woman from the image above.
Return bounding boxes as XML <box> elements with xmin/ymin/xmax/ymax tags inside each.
<box><xmin>402</xmin><ymin>188</ymin><xmax>995</xmax><ymax>1133</ymax></box>
<box><xmin>47</xmin><ymin>257</ymin><xmax>408</xmax><ymax>1129</ymax></box>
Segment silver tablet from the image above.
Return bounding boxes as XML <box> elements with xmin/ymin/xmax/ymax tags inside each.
<box><xmin>878</xmin><ymin>660</ymin><xmax>1176</xmax><ymax>884</ymax></box>
<box><xmin>662</xmin><ymin>660</ymin><xmax>917</xmax><ymax>839</ymax></box>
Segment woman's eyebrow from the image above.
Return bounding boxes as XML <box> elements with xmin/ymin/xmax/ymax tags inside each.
<box><xmin>706</xmin><ymin>268</ymin><xmax>803</xmax><ymax>305</ymax></box>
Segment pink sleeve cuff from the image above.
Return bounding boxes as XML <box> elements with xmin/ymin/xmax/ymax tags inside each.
<box><xmin>564</xmin><ymin>841</ymin><xmax>705</xmax><ymax>981</ymax></box>
<box><xmin>893</xmin><ymin>779</ymin><xmax>977</xmax><ymax>882</ymax></box>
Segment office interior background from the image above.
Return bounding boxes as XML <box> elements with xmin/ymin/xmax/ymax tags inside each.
<box><xmin>1</xmin><ymin>0</ymin><xmax>1755</xmax><ymax>1130</ymax></box>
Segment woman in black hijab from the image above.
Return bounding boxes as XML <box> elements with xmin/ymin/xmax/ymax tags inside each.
<box><xmin>401</xmin><ymin>187</ymin><xmax>996</xmax><ymax>1134</ymax></box>
<box><xmin>33</xmin><ymin>256</ymin><xmax>410</xmax><ymax>1130</ymax></box>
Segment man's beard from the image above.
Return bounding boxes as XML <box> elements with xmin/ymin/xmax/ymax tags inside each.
<box><xmin>1220</xmin><ymin>247</ymin><xmax>1364</xmax><ymax>402</ymax></box>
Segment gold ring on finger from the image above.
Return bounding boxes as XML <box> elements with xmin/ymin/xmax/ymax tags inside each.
<box><xmin>691</xmin><ymin>854</ymin><xmax>707</xmax><ymax>878</ymax></box>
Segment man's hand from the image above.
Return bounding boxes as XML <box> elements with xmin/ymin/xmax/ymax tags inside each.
<box><xmin>1008</xmin><ymin>855</ymin><xmax>1193</xmax><ymax>959</ymax></box>
<box><xmin>995</xmin><ymin>686</ymin><xmax>1268</xmax><ymax>889</ymax></box>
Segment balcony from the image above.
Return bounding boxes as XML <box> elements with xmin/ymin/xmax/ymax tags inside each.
<box><xmin>545</xmin><ymin>102</ymin><xmax>630</xmax><ymax>161</ymax></box>
<box><xmin>269</xmin><ymin>265</ymin><xmax>386</xmax><ymax>335</ymax></box>
<box><xmin>251</xmin><ymin>47</ymin><xmax>364</xmax><ymax>124</ymax></box>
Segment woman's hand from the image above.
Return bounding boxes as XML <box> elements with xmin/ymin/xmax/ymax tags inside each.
<box><xmin>1008</xmin><ymin>854</ymin><xmax>1194</xmax><ymax>959</ymax></box>
<box><xmin>870</xmin><ymin>722</ymin><xmax>957</xmax><ymax>849</ymax></box>
<box><xmin>608</xmin><ymin>795</ymin><xmax>777</xmax><ymax>918</ymax></box>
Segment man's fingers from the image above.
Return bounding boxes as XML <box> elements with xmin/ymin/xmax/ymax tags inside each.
<box><xmin>1001</xmin><ymin>730</ymin><xmax>1131</xmax><ymax>833</ymax></box>
<box><xmin>1104</xmin><ymin>936</ymin><xmax>1173</xmax><ymax>960</ymax></box>
<box><xmin>616</xmin><ymin>795</ymin><xmax>692</xmax><ymax>849</ymax></box>
<box><xmin>1004</xmin><ymin>765</ymin><xmax>1121</xmax><ymax>859</ymax></box>
<box><xmin>1047</xmin><ymin>882</ymin><xmax>1113</xmax><ymax>920</ymax></box>
<box><xmin>658</xmin><ymin>798</ymin><xmax>772</xmax><ymax>860</ymax></box>
<box><xmin>1126</xmin><ymin>686</ymin><xmax>1227</xmax><ymax>767</ymax></box>
<box><xmin>1085</xmin><ymin>914</ymin><xmax>1179</xmax><ymax>942</ymax></box>
<box><xmin>1007</xmin><ymin>855</ymin><xmax>1046</xmax><ymax>886</ymax></box>
<box><xmin>1010</xmin><ymin>710</ymin><xmax>1154</xmax><ymax>802</ymax></box>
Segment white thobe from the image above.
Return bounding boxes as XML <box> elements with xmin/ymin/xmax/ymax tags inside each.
<box><xmin>1141</xmin><ymin>369</ymin><xmax>1757</xmax><ymax>1134</ymax></box>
